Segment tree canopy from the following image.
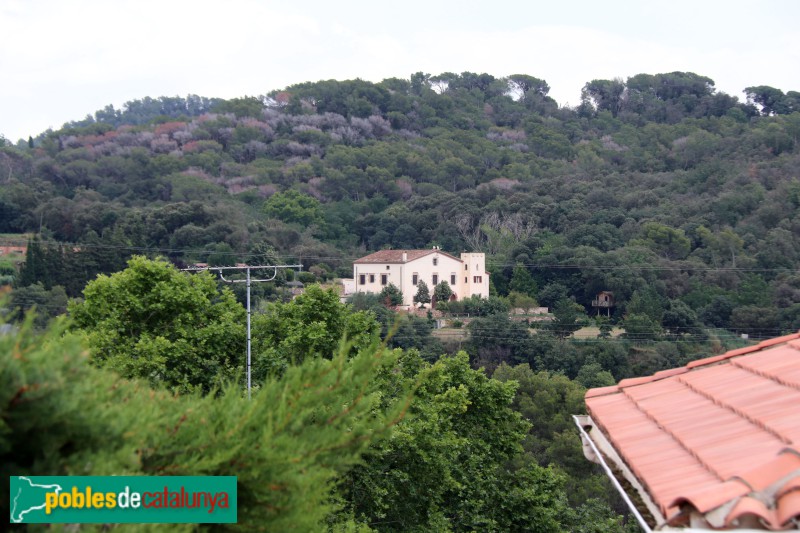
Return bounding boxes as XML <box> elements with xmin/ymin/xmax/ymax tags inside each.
<box><xmin>69</xmin><ymin>256</ymin><xmax>246</xmax><ymax>394</ymax></box>
<box><xmin>3</xmin><ymin>66</ymin><xmax>799</xmax><ymax>529</ymax></box>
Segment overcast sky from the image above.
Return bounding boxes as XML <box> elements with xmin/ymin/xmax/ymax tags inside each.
<box><xmin>2</xmin><ymin>0</ymin><xmax>798</xmax><ymax>142</ymax></box>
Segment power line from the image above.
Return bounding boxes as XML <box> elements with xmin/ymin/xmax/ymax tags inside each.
<box><xmin>182</xmin><ymin>264</ymin><xmax>302</xmax><ymax>400</ymax></box>
<box><xmin>3</xmin><ymin>238</ymin><xmax>798</xmax><ymax>274</ymax></box>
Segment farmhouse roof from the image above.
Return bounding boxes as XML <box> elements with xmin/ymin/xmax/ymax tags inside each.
<box><xmin>353</xmin><ymin>249</ymin><xmax>463</xmax><ymax>264</ymax></box>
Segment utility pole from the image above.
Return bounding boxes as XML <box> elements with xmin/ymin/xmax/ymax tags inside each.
<box><xmin>183</xmin><ymin>264</ymin><xmax>302</xmax><ymax>399</ymax></box>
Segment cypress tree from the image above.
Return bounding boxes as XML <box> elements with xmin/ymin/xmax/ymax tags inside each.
<box><xmin>413</xmin><ymin>280</ymin><xmax>430</xmax><ymax>308</ymax></box>
<box><xmin>15</xmin><ymin>237</ymin><xmax>51</xmax><ymax>289</ymax></box>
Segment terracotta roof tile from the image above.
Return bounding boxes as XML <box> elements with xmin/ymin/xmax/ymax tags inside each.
<box><xmin>778</xmin><ymin>472</ymin><xmax>800</xmax><ymax>498</ymax></box>
<box><xmin>583</xmin><ymin>384</ymin><xmax>619</xmax><ymax>398</ymax></box>
<box><xmin>777</xmin><ymin>489</ymin><xmax>800</xmax><ymax>526</ymax></box>
<box><xmin>724</xmin><ymin>497</ymin><xmax>773</xmax><ymax>528</ymax></box>
<box><xmin>584</xmin><ymin>333</ymin><xmax>800</xmax><ymax>530</ymax></box>
<box><xmin>653</xmin><ymin>367</ymin><xmax>689</xmax><ymax>380</ymax></box>
<box><xmin>686</xmin><ymin>352</ymin><xmax>736</xmax><ymax>369</ymax></box>
<box><xmin>672</xmin><ymin>479</ymin><xmax>751</xmax><ymax>514</ymax></box>
<box><xmin>617</xmin><ymin>375</ymin><xmax>657</xmax><ymax>387</ymax></box>
<box><xmin>733</xmin><ymin>449</ymin><xmax>800</xmax><ymax>491</ymax></box>
<box><xmin>353</xmin><ymin>249</ymin><xmax>464</xmax><ymax>264</ymax></box>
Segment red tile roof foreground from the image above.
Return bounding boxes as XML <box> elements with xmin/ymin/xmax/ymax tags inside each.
<box><xmin>584</xmin><ymin>333</ymin><xmax>800</xmax><ymax>530</ymax></box>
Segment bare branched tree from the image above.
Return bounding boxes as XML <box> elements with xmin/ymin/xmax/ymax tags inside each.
<box><xmin>454</xmin><ymin>214</ymin><xmax>485</xmax><ymax>252</ymax></box>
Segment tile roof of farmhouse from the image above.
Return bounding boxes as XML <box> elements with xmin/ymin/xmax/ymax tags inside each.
<box><xmin>353</xmin><ymin>249</ymin><xmax>462</xmax><ymax>264</ymax></box>
<box><xmin>580</xmin><ymin>333</ymin><xmax>800</xmax><ymax>531</ymax></box>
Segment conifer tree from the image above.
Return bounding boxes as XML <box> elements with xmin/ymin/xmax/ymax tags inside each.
<box><xmin>432</xmin><ymin>280</ymin><xmax>453</xmax><ymax>307</ymax></box>
<box><xmin>413</xmin><ymin>280</ymin><xmax>430</xmax><ymax>308</ymax></box>
<box><xmin>509</xmin><ymin>263</ymin><xmax>538</xmax><ymax>297</ymax></box>
<box><xmin>15</xmin><ymin>237</ymin><xmax>50</xmax><ymax>289</ymax></box>
<box><xmin>379</xmin><ymin>282</ymin><xmax>404</xmax><ymax>307</ymax></box>
<box><xmin>1</xmin><ymin>312</ymin><xmax>407</xmax><ymax>531</ymax></box>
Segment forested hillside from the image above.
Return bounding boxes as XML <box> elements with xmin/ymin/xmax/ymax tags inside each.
<box><xmin>3</xmin><ymin>71</ymin><xmax>799</xmax><ymax>336</ymax></box>
<box><xmin>2</xmin><ymin>70</ymin><xmax>799</xmax><ymax>530</ymax></box>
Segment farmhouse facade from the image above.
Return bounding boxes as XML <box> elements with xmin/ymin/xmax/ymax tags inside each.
<box><xmin>352</xmin><ymin>248</ymin><xmax>489</xmax><ymax>307</ymax></box>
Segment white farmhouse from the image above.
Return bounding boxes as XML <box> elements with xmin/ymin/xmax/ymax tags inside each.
<box><xmin>351</xmin><ymin>247</ymin><xmax>489</xmax><ymax>307</ymax></box>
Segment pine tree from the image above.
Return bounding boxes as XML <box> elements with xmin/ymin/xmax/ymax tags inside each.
<box><xmin>1</xmin><ymin>311</ymin><xmax>407</xmax><ymax>530</ymax></box>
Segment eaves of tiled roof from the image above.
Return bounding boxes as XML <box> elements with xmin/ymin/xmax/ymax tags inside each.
<box><xmin>577</xmin><ymin>333</ymin><xmax>800</xmax><ymax>531</ymax></box>
<box><xmin>353</xmin><ymin>249</ymin><xmax>463</xmax><ymax>264</ymax></box>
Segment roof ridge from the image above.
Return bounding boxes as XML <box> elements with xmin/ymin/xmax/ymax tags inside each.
<box><xmin>685</xmin><ymin>332</ymin><xmax>800</xmax><ymax>370</ymax></box>
<box><xmin>588</xmin><ymin>332</ymin><xmax>800</xmax><ymax>397</ymax></box>
<box><xmin>621</xmin><ymin>384</ymin><xmax>725</xmax><ymax>482</ymax></box>
<box><xmin>353</xmin><ymin>249</ymin><xmax>466</xmax><ymax>264</ymax></box>
<box><xmin>677</xmin><ymin>372</ymin><xmax>791</xmax><ymax>446</ymax></box>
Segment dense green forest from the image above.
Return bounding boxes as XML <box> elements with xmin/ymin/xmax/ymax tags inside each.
<box><xmin>2</xmin><ymin>70</ymin><xmax>799</xmax><ymax>530</ymax></box>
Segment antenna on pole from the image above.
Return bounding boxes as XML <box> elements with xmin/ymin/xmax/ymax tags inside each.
<box><xmin>183</xmin><ymin>263</ymin><xmax>303</xmax><ymax>400</ymax></box>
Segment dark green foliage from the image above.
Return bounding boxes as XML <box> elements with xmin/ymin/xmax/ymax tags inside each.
<box><xmin>538</xmin><ymin>282</ymin><xmax>570</xmax><ymax>309</ymax></box>
<box><xmin>212</xmin><ymin>96</ymin><xmax>265</xmax><ymax>118</ymax></box>
<box><xmin>508</xmin><ymin>290</ymin><xmax>539</xmax><ymax>313</ymax></box>
<box><xmin>263</xmin><ymin>189</ymin><xmax>325</xmax><ymax>227</ymax></box>
<box><xmin>626</xmin><ymin>287</ymin><xmax>665</xmax><ymax>324</ymax></box>
<box><xmin>493</xmin><ymin>364</ymin><xmax>629</xmax><ymax>524</ymax></box>
<box><xmin>510</xmin><ymin>263</ymin><xmax>538</xmax><ymax>297</ymax></box>
<box><xmin>546</xmin><ymin>298</ymin><xmax>586</xmax><ymax>338</ymax></box>
<box><xmin>575</xmin><ymin>359</ymin><xmax>617</xmax><ymax>388</ymax></box>
<box><xmin>8</xmin><ymin>283</ymin><xmax>68</xmax><ymax>328</ymax></box>
<box><xmin>700</xmin><ymin>295</ymin><xmax>734</xmax><ymax>328</ymax></box>
<box><xmin>251</xmin><ymin>284</ymin><xmax>380</xmax><ymax>378</ymax></box>
<box><xmin>745</xmin><ymin>85</ymin><xmax>799</xmax><ymax>116</ymax></box>
<box><xmin>663</xmin><ymin>299</ymin><xmax>702</xmax><ymax>336</ymax></box>
<box><xmin>467</xmin><ymin>313</ymin><xmax>533</xmax><ymax>372</ymax></box>
<box><xmin>69</xmin><ymin>256</ymin><xmax>246</xmax><ymax>394</ymax></box>
<box><xmin>413</xmin><ymin>280</ymin><xmax>431</xmax><ymax>308</ymax></box>
<box><xmin>569</xmin><ymin>499</ymin><xmax>642</xmax><ymax>533</ymax></box>
<box><xmin>1</xmin><ymin>313</ymin><xmax>406</xmax><ymax>531</ymax></box>
<box><xmin>3</xmin><ymin>68</ymin><xmax>800</xmax><ymax>528</ymax></box>
<box><xmin>634</xmin><ymin>222</ymin><xmax>691</xmax><ymax>260</ymax></box>
<box><xmin>440</xmin><ymin>294</ymin><xmax>509</xmax><ymax>316</ymax></box>
<box><xmin>432</xmin><ymin>280</ymin><xmax>453</xmax><ymax>306</ymax></box>
<box><xmin>348</xmin><ymin>294</ymin><xmax>443</xmax><ymax>360</ymax></box>
<box><xmin>378</xmin><ymin>282</ymin><xmax>403</xmax><ymax>306</ymax></box>
<box><xmin>65</xmin><ymin>94</ymin><xmax>222</xmax><ymax>129</ymax></box>
<box><xmin>15</xmin><ymin>237</ymin><xmax>46</xmax><ymax>288</ymax></box>
<box><xmin>0</xmin><ymin>260</ymin><xmax>15</xmax><ymax>286</ymax></box>
<box><xmin>623</xmin><ymin>313</ymin><xmax>664</xmax><ymax>342</ymax></box>
<box><xmin>730</xmin><ymin>305</ymin><xmax>781</xmax><ymax>338</ymax></box>
<box><xmin>339</xmin><ymin>351</ymin><xmax>575</xmax><ymax>531</ymax></box>
<box><xmin>278</xmin><ymin>78</ymin><xmax>391</xmax><ymax>118</ymax></box>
